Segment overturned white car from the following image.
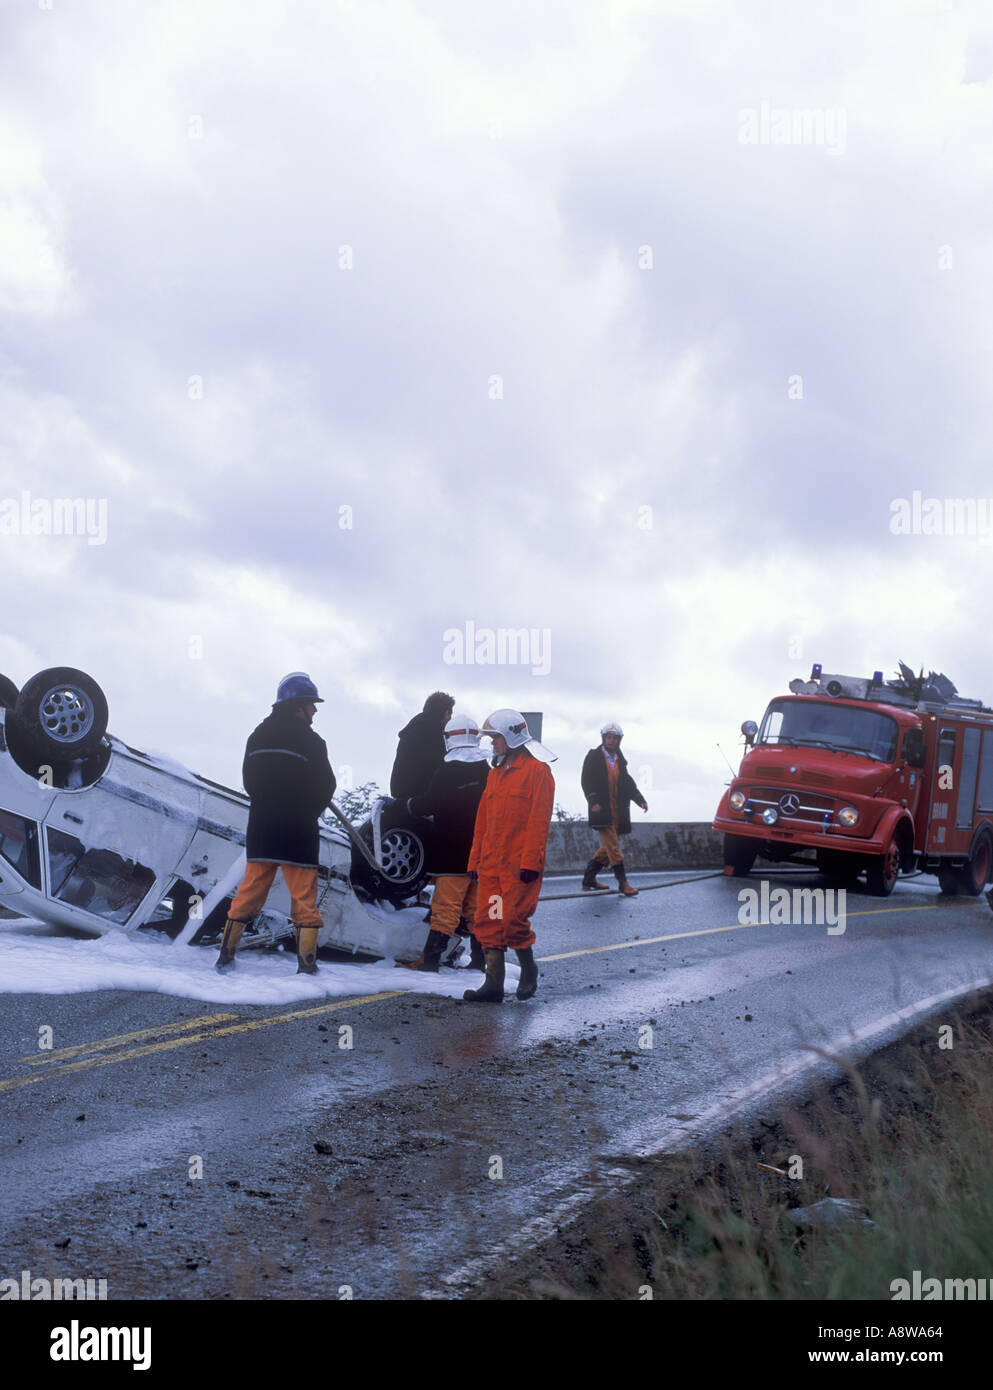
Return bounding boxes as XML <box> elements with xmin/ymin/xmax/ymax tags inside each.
<box><xmin>0</xmin><ymin>667</ymin><xmax>442</xmax><ymax>962</ymax></box>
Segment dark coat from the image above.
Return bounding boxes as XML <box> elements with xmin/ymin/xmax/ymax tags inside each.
<box><xmin>581</xmin><ymin>746</ymin><xmax>645</xmax><ymax>836</ymax></box>
<box><xmin>408</xmin><ymin>758</ymin><xmax>489</xmax><ymax>874</ymax></box>
<box><xmin>243</xmin><ymin>707</ymin><xmax>336</xmax><ymax>866</ymax></box>
<box><xmin>389</xmin><ymin>712</ymin><xmax>446</xmax><ymax>799</ymax></box>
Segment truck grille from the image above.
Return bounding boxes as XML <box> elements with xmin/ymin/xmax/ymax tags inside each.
<box><xmin>746</xmin><ymin>786</ymin><xmax>836</xmax><ymax>823</ymax></box>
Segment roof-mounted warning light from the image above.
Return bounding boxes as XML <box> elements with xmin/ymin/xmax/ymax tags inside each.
<box><xmin>810</xmin><ymin>663</ymin><xmax>822</xmax><ymax>679</ymax></box>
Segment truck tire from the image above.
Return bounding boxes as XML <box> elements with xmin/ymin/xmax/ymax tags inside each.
<box><xmin>866</xmin><ymin>833</ymin><xmax>901</xmax><ymax>897</ymax></box>
<box><xmin>0</xmin><ymin>674</ymin><xmax>18</xmax><ymax>711</ymax></box>
<box><xmin>13</xmin><ymin>667</ymin><xmax>109</xmax><ymax>764</ymax></box>
<box><xmin>723</xmin><ymin>834</ymin><xmax>757</xmax><ymax>877</ymax></box>
<box><xmin>937</xmin><ymin>865</ymin><xmax>961</xmax><ymax>896</ymax></box>
<box><xmin>959</xmin><ymin>835</ymin><xmax>993</xmax><ymax>897</ymax></box>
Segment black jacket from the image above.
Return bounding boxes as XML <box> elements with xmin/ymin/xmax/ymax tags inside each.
<box><xmin>243</xmin><ymin>707</ymin><xmax>336</xmax><ymax>866</ymax></box>
<box><xmin>581</xmin><ymin>746</ymin><xmax>645</xmax><ymax>835</ymax></box>
<box><xmin>408</xmin><ymin>758</ymin><xmax>489</xmax><ymax>874</ymax></box>
<box><xmin>390</xmin><ymin>712</ymin><xmax>446</xmax><ymax>799</ymax></box>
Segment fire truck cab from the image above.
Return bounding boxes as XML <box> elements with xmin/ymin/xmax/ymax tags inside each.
<box><xmin>713</xmin><ymin>664</ymin><xmax>993</xmax><ymax>897</ymax></box>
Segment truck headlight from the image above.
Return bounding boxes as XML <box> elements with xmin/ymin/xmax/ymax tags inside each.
<box><xmin>730</xmin><ymin>790</ymin><xmax>746</xmax><ymax>811</ymax></box>
<box><xmin>838</xmin><ymin>806</ymin><xmax>859</xmax><ymax>827</ymax></box>
<box><xmin>762</xmin><ymin>807</ymin><xmax>778</xmax><ymax>825</ymax></box>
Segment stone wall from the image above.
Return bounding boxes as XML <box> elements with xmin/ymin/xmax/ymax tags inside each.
<box><xmin>546</xmin><ymin>822</ymin><xmax>724</xmax><ymax>872</ymax></box>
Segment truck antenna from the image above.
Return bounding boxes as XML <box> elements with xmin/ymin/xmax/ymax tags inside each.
<box><xmin>716</xmin><ymin>742</ymin><xmax>737</xmax><ymax>775</ymax></box>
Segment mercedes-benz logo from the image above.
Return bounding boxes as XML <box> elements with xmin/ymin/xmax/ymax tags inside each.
<box><xmin>780</xmin><ymin>793</ymin><xmax>801</xmax><ymax>815</ymax></box>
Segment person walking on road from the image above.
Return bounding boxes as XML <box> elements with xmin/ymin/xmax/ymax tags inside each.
<box><xmin>397</xmin><ymin>713</ymin><xmax>490</xmax><ymax>973</ymax></box>
<box><xmin>216</xmin><ymin>673</ymin><xmax>336</xmax><ymax>975</ymax></box>
<box><xmin>581</xmin><ymin>721</ymin><xmax>648</xmax><ymax>897</ymax></box>
<box><xmin>464</xmin><ymin>709</ymin><xmax>556</xmax><ymax>1004</ymax></box>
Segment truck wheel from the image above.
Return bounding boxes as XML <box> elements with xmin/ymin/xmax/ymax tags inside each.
<box><xmin>13</xmin><ymin>667</ymin><xmax>109</xmax><ymax>763</ymax></box>
<box><xmin>937</xmin><ymin>865</ymin><xmax>961</xmax><ymax>896</ymax></box>
<box><xmin>866</xmin><ymin>834</ymin><xmax>901</xmax><ymax>897</ymax></box>
<box><xmin>0</xmin><ymin>674</ymin><xmax>18</xmax><ymax>710</ymax></box>
<box><xmin>723</xmin><ymin>834</ymin><xmax>757</xmax><ymax>877</ymax></box>
<box><xmin>959</xmin><ymin>835</ymin><xmax>993</xmax><ymax>897</ymax></box>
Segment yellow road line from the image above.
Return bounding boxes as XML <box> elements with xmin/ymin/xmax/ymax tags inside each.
<box><xmin>537</xmin><ymin>903</ymin><xmax>938</xmax><ymax>963</ymax></box>
<box><xmin>0</xmin><ymin>991</ymin><xmax>404</xmax><ymax>1095</ymax></box>
<box><xmin>21</xmin><ymin>1013</ymin><xmax>240</xmax><ymax>1065</ymax></box>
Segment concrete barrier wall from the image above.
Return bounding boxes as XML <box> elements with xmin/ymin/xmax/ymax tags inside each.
<box><xmin>546</xmin><ymin>822</ymin><xmax>724</xmax><ymax>873</ymax></box>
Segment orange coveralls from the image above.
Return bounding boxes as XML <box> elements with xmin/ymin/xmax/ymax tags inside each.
<box><xmin>468</xmin><ymin>748</ymin><xmax>555</xmax><ymax>950</ymax></box>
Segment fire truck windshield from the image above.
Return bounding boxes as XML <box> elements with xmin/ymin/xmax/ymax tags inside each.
<box><xmin>757</xmin><ymin>699</ymin><xmax>898</xmax><ymax>762</ymax></box>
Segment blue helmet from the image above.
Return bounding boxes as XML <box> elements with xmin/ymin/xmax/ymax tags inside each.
<box><xmin>275</xmin><ymin>671</ymin><xmax>323</xmax><ymax>704</ymax></box>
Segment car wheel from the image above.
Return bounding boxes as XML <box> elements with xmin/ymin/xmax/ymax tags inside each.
<box><xmin>352</xmin><ymin>821</ymin><xmax>428</xmax><ymax>904</ymax></box>
<box><xmin>13</xmin><ymin>667</ymin><xmax>109</xmax><ymax>764</ymax></box>
<box><xmin>0</xmin><ymin>674</ymin><xmax>18</xmax><ymax>711</ymax></box>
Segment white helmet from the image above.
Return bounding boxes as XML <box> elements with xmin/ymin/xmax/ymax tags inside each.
<box><xmin>443</xmin><ymin>712</ymin><xmax>489</xmax><ymax>763</ymax></box>
<box><xmin>601</xmin><ymin>721</ymin><xmax>624</xmax><ymax>739</ymax></box>
<box><xmin>479</xmin><ymin>708</ymin><xmax>557</xmax><ymax>764</ymax></box>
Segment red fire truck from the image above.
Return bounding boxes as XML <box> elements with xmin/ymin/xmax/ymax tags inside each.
<box><xmin>713</xmin><ymin>664</ymin><xmax>993</xmax><ymax>897</ymax></box>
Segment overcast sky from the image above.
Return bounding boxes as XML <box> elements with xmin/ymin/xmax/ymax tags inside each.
<box><xmin>2</xmin><ymin>0</ymin><xmax>993</xmax><ymax>819</ymax></box>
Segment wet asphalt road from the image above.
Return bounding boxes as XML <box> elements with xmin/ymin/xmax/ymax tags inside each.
<box><xmin>1</xmin><ymin>868</ymin><xmax>992</xmax><ymax>1300</ymax></box>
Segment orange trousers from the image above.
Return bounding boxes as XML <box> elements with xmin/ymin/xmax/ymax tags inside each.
<box><xmin>430</xmin><ymin>875</ymin><xmax>478</xmax><ymax>938</ymax></box>
<box><xmin>473</xmin><ymin>875</ymin><xmax>541</xmax><ymax>950</ymax></box>
<box><xmin>229</xmin><ymin>861</ymin><xmax>323</xmax><ymax>927</ymax></box>
<box><xmin>592</xmin><ymin>827</ymin><xmax>624</xmax><ymax>867</ymax></box>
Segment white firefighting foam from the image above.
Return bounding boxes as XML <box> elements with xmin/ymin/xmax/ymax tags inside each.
<box><xmin>0</xmin><ymin>917</ymin><xmax>514</xmax><ymax>1004</ymax></box>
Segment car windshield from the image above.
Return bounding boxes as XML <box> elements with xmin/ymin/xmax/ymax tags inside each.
<box><xmin>46</xmin><ymin>828</ymin><xmax>156</xmax><ymax>924</ymax></box>
<box><xmin>757</xmin><ymin>699</ymin><xmax>898</xmax><ymax>762</ymax></box>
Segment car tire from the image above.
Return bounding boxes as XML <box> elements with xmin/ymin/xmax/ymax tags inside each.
<box><xmin>351</xmin><ymin>821</ymin><xmax>428</xmax><ymax>904</ymax></box>
<box><xmin>13</xmin><ymin>667</ymin><xmax>109</xmax><ymax>764</ymax></box>
<box><xmin>0</xmin><ymin>674</ymin><xmax>18</xmax><ymax>711</ymax></box>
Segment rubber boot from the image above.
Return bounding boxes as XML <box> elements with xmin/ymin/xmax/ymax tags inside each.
<box><xmin>468</xmin><ymin>934</ymin><xmax>485</xmax><ymax>972</ymax></box>
<box><xmin>515</xmin><ymin>947</ymin><xmax>539</xmax><ymax>1000</ymax></box>
<box><xmin>215</xmin><ymin>918</ymin><xmax>247</xmax><ymax>972</ymax></box>
<box><xmin>296</xmin><ymin>926</ymin><xmax>320</xmax><ymax>974</ymax></box>
<box><xmin>463</xmin><ymin>948</ymin><xmax>505</xmax><ymax>1003</ymax></box>
<box><xmin>613</xmin><ymin>862</ymin><xmax>638</xmax><ymax>896</ymax></box>
<box><xmin>396</xmin><ymin>929</ymin><xmax>448</xmax><ymax>973</ymax></box>
<box><xmin>582</xmin><ymin>858</ymin><xmax>610</xmax><ymax>891</ymax></box>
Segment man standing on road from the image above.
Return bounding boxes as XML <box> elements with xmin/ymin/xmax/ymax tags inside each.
<box><xmin>390</xmin><ymin>691</ymin><xmax>455</xmax><ymax>799</ymax></box>
<box><xmin>216</xmin><ymin>673</ymin><xmax>336</xmax><ymax>975</ymax></box>
<box><xmin>581</xmin><ymin>721</ymin><xmax>648</xmax><ymax>897</ymax></box>
<box><xmin>463</xmin><ymin>709</ymin><xmax>556</xmax><ymax>1004</ymax></box>
<box><xmin>397</xmin><ymin>712</ymin><xmax>490</xmax><ymax>973</ymax></box>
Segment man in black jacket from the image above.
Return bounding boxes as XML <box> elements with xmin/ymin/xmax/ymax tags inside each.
<box><xmin>390</xmin><ymin>691</ymin><xmax>455</xmax><ymax>799</ymax></box>
<box><xmin>216</xmin><ymin>673</ymin><xmax>336</xmax><ymax>974</ymax></box>
<box><xmin>397</xmin><ymin>713</ymin><xmax>489</xmax><ymax>972</ymax></box>
<box><xmin>581</xmin><ymin>721</ymin><xmax>648</xmax><ymax>896</ymax></box>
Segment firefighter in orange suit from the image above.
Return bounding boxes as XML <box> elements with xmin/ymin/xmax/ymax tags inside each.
<box><xmin>463</xmin><ymin>709</ymin><xmax>556</xmax><ymax>1004</ymax></box>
